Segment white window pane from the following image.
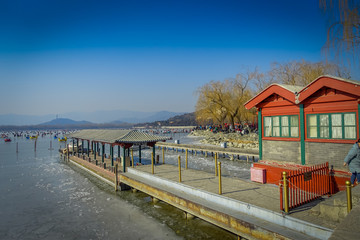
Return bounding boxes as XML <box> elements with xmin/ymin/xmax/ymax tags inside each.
<box><xmin>273</xmin><ymin>116</ymin><xmax>279</xmax><ymax>126</ymax></box>
<box><xmin>344</xmin><ymin>113</ymin><xmax>355</xmax><ymax>125</ymax></box>
<box><xmin>309</xmin><ymin>126</ymin><xmax>317</xmax><ymax>137</ymax></box>
<box><xmin>320</xmin><ymin>127</ymin><xmax>329</xmax><ymax>138</ymax></box>
<box><xmin>291</xmin><ymin>127</ymin><xmax>299</xmax><ymax>137</ymax></box>
<box><xmin>281</xmin><ymin>116</ymin><xmax>288</xmax><ymax>126</ymax></box>
<box><xmin>331</xmin><ymin>114</ymin><xmax>342</xmax><ymax>126</ymax></box>
<box><xmin>265</xmin><ymin>127</ymin><xmax>271</xmax><ymax>137</ymax></box>
<box><xmin>282</xmin><ymin>127</ymin><xmax>289</xmax><ymax>136</ymax></box>
<box><xmin>345</xmin><ymin>127</ymin><xmax>356</xmax><ymax>139</ymax></box>
<box><xmin>320</xmin><ymin>115</ymin><xmax>329</xmax><ymax>126</ymax></box>
<box><xmin>264</xmin><ymin>117</ymin><xmax>271</xmax><ymax>137</ymax></box>
<box><xmin>291</xmin><ymin>116</ymin><xmax>298</xmax><ymax>126</ymax></box>
<box><xmin>332</xmin><ymin>126</ymin><xmax>342</xmax><ymax>138</ymax></box>
<box><xmin>308</xmin><ymin>115</ymin><xmax>317</xmax><ymax>126</ymax></box>
<box><xmin>273</xmin><ymin>126</ymin><xmax>280</xmax><ymax>136</ymax></box>
<box><xmin>264</xmin><ymin>117</ymin><xmax>271</xmax><ymax>127</ymax></box>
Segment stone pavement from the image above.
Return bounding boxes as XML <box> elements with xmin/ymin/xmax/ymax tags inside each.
<box><xmin>328</xmin><ymin>185</ymin><xmax>360</xmax><ymax>240</ymax></box>
<box><xmin>132</xmin><ymin>164</ymin><xmax>340</xmax><ymax>230</ymax></box>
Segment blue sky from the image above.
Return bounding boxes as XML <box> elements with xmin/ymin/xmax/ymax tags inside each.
<box><xmin>0</xmin><ymin>0</ymin><xmax>354</xmax><ymax>116</ymax></box>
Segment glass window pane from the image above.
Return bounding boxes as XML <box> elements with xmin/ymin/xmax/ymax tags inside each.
<box><xmin>320</xmin><ymin>127</ymin><xmax>329</xmax><ymax>138</ymax></box>
<box><xmin>282</xmin><ymin>126</ymin><xmax>289</xmax><ymax>137</ymax></box>
<box><xmin>308</xmin><ymin>115</ymin><xmax>317</xmax><ymax>126</ymax></box>
<box><xmin>332</xmin><ymin>126</ymin><xmax>342</xmax><ymax>138</ymax></box>
<box><xmin>290</xmin><ymin>116</ymin><xmax>298</xmax><ymax>126</ymax></box>
<box><xmin>273</xmin><ymin>126</ymin><xmax>280</xmax><ymax>136</ymax></box>
<box><xmin>331</xmin><ymin>114</ymin><xmax>342</xmax><ymax>126</ymax></box>
<box><xmin>308</xmin><ymin>115</ymin><xmax>317</xmax><ymax>138</ymax></box>
<box><xmin>291</xmin><ymin>127</ymin><xmax>299</xmax><ymax>137</ymax></box>
<box><xmin>281</xmin><ymin>116</ymin><xmax>289</xmax><ymax>126</ymax></box>
<box><xmin>320</xmin><ymin>115</ymin><xmax>329</xmax><ymax>126</ymax></box>
<box><xmin>264</xmin><ymin>117</ymin><xmax>271</xmax><ymax>137</ymax></box>
<box><xmin>344</xmin><ymin>113</ymin><xmax>355</xmax><ymax>125</ymax></box>
<box><xmin>309</xmin><ymin>126</ymin><xmax>317</xmax><ymax>138</ymax></box>
<box><xmin>345</xmin><ymin>126</ymin><xmax>356</xmax><ymax>139</ymax></box>
<box><xmin>272</xmin><ymin>116</ymin><xmax>280</xmax><ymax>136</ymax></box>
<box><xmin>273</xmin><ymin>116</ymin><xmax>279</xmax><ymax>126</ymax></box>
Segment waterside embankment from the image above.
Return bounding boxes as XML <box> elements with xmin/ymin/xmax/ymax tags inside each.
<box><xmin>62</xmin><ymin>152</ymin><xmax>347</xmax><ymax>240</ymax></box>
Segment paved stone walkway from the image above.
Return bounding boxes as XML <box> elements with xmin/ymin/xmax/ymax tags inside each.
<box><xmin>134</xmin><ymin>164</ymin><xmax>340</xmax><ymax>230</ymax></box>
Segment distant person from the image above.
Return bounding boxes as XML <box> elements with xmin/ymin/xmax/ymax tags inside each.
<box><xmin>343</xmin><ymin>138</ymin><xmax>360</xmax><ymax>186</ymax></box>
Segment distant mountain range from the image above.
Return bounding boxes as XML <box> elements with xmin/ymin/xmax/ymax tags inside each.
<box><xmin>39</xmin><ymin>118</ymin><xmax>92</xmax><ymax>126</ymax></box>
<box><xmin>135</xmin><ymin>112</ymin><xmax>197</xmax><ymax>127</ymax></box>
<box><xmin>0</xmin><ymin>110</ymin><xmax>185</xmax><ymax>126</ymax></box>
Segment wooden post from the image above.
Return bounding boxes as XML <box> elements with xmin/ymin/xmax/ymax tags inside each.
<box><xmin>152</xmin><ymin>145</ymin><xmax>156</xmax><ymax>164</ymax></box>
<box><xmin>72</xmin><ymin>139</ymin><xmax>75</xmax><ymax>156</ymax></box>
<box><xmin>94</xmin><ymin>142</ymin><xmax>96</xmax><ymax>160</ymax></box>
<box><xmin>139</xmin><ymin>145</ymin><xmax>142</xmax><ymax>163</ymax></box>
<box><xmin>151</xmin><ymin>152</ymin><xmax>154</xmax><ymax>174</ymax></box>
<box><xmin>283</xmin><ymin>172</ymin><xmax>289</xmax><ymax>213</ymax></box>
<box><xmin>162</xmin><ymin>147</ymin><xmax>165</xmax><ymax>164</ymax></box>
<box><xmin>178</xmin><ymin>156</ymin><xmax>181</xmax><ymax>182</ymax></box>
<box><xmin>185</xmin><ymin>149</ymin><xmax>188</xmax><ymax>169</ymax></box>
<box><xmin>102</xmin><ymin>143</ymin><xmax>105</xmax><ymax>163</ymax></box>
<box><xmin>215</xmin><ymin>153</ymin><xmax>218</xmax><ymax>176</ymax></box>
<box><xmin>346</xmin><ymin>181</ymin><xmax>352</xmax><ymax>213</ymax></box>
<box><xmin>111</xmin><ymin>145</ymin><xmax>114</xmax><ymax>167</ymax></box>
<box><xmin>114</xmin><ymin>164</ymin><xmax>118</xmax><ymax>191</ymax></box>
<box><xmin>218</xmin><ymin>162</ymin><xmax>222</xmax><ymax>195</ymax></box>
<box><xmin>123</xmin><ymin>146</ymin><xmax>126</xmax><ymax>173</ymax></box>
<box><xmin>131</xmin><ymin>148</ymin><xmax>134</xmax><ymax>168</ymax></box>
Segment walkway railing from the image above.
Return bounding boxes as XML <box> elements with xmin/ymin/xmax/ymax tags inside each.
<box><xmin>280</xmin><ymin>162</ymin><xmax>331</xmax><ymax>212</ymax></box>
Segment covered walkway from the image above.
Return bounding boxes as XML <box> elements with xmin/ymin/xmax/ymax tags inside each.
<box><xmin>66</xmin><ymin>129</ymin><xmax>170</xmax><ymax>172</ymax></box>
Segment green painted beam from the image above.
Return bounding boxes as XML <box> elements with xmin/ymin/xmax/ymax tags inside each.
<box><xmin>153</xmin><ymin>145</ymin><xmax>156</xmax><ymax>164</ymax></box>
<box><xmin>300</xmin><ymin>104</ymin><xmax>306</xmax><ymax>165</ymax></box>
<box><xmin>111</xmin><ymin>145</ymin><xmax>114</xmax><ymax>167</ymax></box>
<box><xmin>123</xmin><ymin>146</ymin><xmax>126</xmax><ymax>172</ymax></box>
<box><xmin>258</xmin><ymin>108</ymin><xmax>262</xmax><ymax>160</ymax></box>
<box><xmin>102</xmin><ymin>143</ymin><xmax>105</xmax><ymax>163</ymax></box>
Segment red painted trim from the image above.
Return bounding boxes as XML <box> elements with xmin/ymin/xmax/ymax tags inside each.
<box><xmin>245</xmin><ymin>85</ymin><xmax>297</xmax><ymax>109</ymax></box>
<box><xmin>298</xmin><ymin>76</ymin><xmax>360</xmax><ymax>102</ymax></box>
<box><xmin>262</xmin><ymin>137</ymin><xmax>300</xmax><ymax>141</ymax></box>
<box><xmin>305</xmin><ymin>139</ymin><xmax>355</xmax><ymax>144</ymax></box>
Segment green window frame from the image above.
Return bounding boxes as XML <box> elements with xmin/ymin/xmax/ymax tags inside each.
<box><xmin>264</xmin><ymin>115</ymin><xmax>299</xmax><ymax>138</ymax></box>
<box><xmin>306</xmin><ymin>112</ymin><xmax>357</xmax><ymax>140</ymax></box>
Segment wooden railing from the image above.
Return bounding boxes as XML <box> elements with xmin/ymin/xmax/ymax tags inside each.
<box><xmin>280</xmin><ymin>162</ymin><xmax>331</xmax><ymax>211</ymax></box>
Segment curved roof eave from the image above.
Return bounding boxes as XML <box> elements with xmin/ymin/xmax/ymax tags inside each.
<box><xmin>297</xmin><ymin>75</ymin><xmax>360</xmax><ymax>103</ymax></box>
<box><xmin>244</xmin><ymin>84</ymin><xmax>301</xmax><ymax>110</ymax></box>
<box><xmin>66</xmin><ymin>129</ymin><xmax>170</xmax><ymax>144</ymax></box>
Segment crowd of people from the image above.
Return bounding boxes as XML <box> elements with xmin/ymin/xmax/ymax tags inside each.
<box><xmin>195</xmin><ymin>122</ymin><xmax>257</xmax><ymax>135</ymax></box>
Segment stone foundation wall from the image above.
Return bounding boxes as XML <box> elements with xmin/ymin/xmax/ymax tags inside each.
<box><xmin>262</xmin><ymin>140</ymin><xmax>352</xmax><ymax>169</ymax></box>
<box><xmin>305</xmin><ymin>142</ymin><xmax>351</xmax><ymax>169</ymax></box>
<box><xmin>263</xmin><ymin>140</ymin><xmax>301</xmax><ymax>164</ymax></box>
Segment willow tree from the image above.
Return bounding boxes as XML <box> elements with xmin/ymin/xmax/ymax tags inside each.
<box><xmin>195</xmin><ymin>70</ymin><xmax>257</xmax><ymax>128</ymax></box>
<box><xmin>195</xmin><ymin>81</ymin><xmax>228</xmax><ymax>125</ymax></box>
<box><xmin>270</xmin><ymin>60</ymin><xmax>350</xmax><ymax>86</ymax></box>
<box><xmin>320</xmin><ymin>0</ymin><xmax>360</xmax><ymax>64</ymax></box>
